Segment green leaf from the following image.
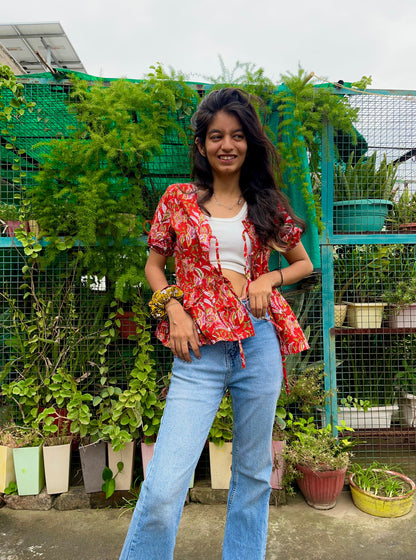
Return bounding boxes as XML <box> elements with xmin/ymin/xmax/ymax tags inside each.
<box><xmin>102</xmin><ymin>466</ymin><xmax>113</xmax><ymax>482</ymax></box>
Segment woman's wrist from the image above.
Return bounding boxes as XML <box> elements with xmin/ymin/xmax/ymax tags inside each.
<box><xmin>270</xmin><ymin>269</ymin><xmax>284</xmax><ymax>288</ymax></box>
<box><xmin>166</xmin><ymin>299</ymin><xmax>182</xmax><ymax>312</ymax></box>
<box><xmin>149</xmin><ymin>285</ymin><xmax>184</xmax><ymax>319</ymax></box>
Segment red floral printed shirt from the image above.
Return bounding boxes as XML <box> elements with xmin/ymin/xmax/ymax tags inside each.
<box><xmin>148</xmin><ymin>183</ymin><xmax>309</xmax><ymax>358</ymax></box>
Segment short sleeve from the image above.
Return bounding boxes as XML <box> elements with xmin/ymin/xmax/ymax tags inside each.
<box><xmin>147</xmin><ymin>187</ymin><xmax>176</xmax><ymax>257</ymax></box>
<box><xmin>278</xmin><ymin>206</ymin><xmax>302</xmax><ymax>251</ymax></box>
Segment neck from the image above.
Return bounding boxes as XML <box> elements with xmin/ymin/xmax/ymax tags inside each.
<box><xmin>212</xmin><ymin>175</ymin><xmax>241</xmax><ymax>196</ymax></box>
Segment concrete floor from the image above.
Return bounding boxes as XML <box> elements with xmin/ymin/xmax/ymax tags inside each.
<box><xmin>0</xmin><ymin>492</ymin><xmax>415</xmax><ymax>560</ymax></box>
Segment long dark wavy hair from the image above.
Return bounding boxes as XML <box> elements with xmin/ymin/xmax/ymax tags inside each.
<box><xmin>191</xmin><ymin>87</ymin><xmax>306</xmax><ymax>249</ymax></box>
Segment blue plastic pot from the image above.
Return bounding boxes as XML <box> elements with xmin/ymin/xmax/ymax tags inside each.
<box><xmin>333</xmin><ymin>199</ymin><xmax>393</xmax><ymax>233</ymax></box>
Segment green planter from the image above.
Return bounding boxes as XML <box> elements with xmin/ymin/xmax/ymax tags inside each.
<box><xmin>334</xmin><ymin>199</ymin><xmax>393</xmax><ymax>233</ymax></box>
<box><xmin>13</xmin><ymin>445</ymin><xmax>45</xmax><ymax>496</ymax></box>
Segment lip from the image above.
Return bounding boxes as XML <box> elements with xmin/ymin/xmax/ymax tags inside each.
<box><xmin>218</xmin><ymin>155</ymin><xmax>237</xmax><ymax>160</ymax></box>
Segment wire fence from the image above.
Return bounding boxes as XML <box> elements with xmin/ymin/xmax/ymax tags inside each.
<box><xmin>1</xmin><ymin>76</ymin><xmax>415</xmax><ymax>482</ymax></box>
<box><xmin>328</xmin><ymin>89</ymin><xmax>416</xmax><ymax>475</ymax></box>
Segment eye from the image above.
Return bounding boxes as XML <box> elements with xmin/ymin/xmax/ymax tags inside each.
<box><xmin>209</xmin><ymin>134</ymin><xmax>222</xmax><ymax>141</ymax></box>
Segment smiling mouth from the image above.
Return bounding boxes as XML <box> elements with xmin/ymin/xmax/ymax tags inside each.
<box><xmin>218</xmin><ymin>155</ymin><xmax>236</xmax><ymax>160</ymax></box>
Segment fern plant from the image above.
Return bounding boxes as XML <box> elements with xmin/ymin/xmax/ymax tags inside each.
<box><xmin>27</xmin><ymin>64</ymin><xmax>198</xmax><ymax>302</ymax></box>
<box><xmin>334</xmin><ymin>152</ymin><xmax>397</xmax><ymax>201</ymax></box>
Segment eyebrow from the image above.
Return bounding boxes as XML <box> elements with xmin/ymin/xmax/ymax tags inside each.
<box><xmin>207</xmin><ymin>128</ymin><xmax>244</xmax><ymax>134</ymax></box>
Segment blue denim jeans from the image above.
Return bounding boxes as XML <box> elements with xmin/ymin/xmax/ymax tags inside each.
<box><xmin>119</xmin><ymin>306</ymin><xmax>283</xmax><ymax>560</ymax></box>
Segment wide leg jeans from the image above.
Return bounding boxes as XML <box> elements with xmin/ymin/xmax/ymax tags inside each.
<box><xmin>119</xmin><ymin>309</ymin><xmax>283</xmax><ymax>560</ymax></box>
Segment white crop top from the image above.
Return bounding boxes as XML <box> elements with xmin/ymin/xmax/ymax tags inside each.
<box><xmin>206</xmin><ymin>203</ymin><xmax>252</xmax><ymax>275</ymax></box>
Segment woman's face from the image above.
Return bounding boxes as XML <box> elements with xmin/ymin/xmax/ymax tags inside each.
<box><xmin>197</xmin><ymin>110</ymin><xmax>248</xmax><ymax>181</ymax></box>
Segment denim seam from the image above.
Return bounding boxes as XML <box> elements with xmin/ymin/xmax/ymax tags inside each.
<box><xmin>227</xmin><ymin>425</ymin><xmax>239</xmax><ymax>510</ymax></box>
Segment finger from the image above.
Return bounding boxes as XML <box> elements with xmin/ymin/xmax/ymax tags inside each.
<box><xmin>250</xmin><ymin>294</ymin><xmax>263</xmax><ymax>318</ymax></box>
<box><xmin>180</xmin><ymin>340</ymin><xmax>192</xmax><ymax>362</ymax></box>
<box><xmin>169</xmin><ymin>342</ymin><xmax>179</xmax><ymax>359</ymax></box>
<box><xmin>189</xmin><ymin>335</ymin><xmax>201</xmax><ymax>359</ymax></box>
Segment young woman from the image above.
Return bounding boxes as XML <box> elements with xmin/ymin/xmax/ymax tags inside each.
<box><xmin>119</xmin><ymin>88</ymin><xmax>313</xmax><ymax>560</ymax></box>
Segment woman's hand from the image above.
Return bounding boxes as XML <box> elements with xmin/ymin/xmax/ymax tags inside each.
<box><xmin>166</xmin><ymin>300</ymin><xmax>201</xmax><ymax>362</ymax></box>
<box><xmin>248</xmin><ymin>274</ymin><xmax>275</xmax><ymax>318</ymax></box>
<box><xmin>248</xmin><ymin>242</ymin><xmax>313</xmax><ymax>318</ymax></box>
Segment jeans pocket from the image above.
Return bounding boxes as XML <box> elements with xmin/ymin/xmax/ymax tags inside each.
<box><xmin>242</xmin><ymin>300</ymin><xmax>270</xmax><ymax>322</ymax></box>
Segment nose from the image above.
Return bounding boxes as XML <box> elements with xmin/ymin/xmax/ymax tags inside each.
<box><xmin>221</xmin><ymin>134</ymin><xmax>233</xmax><ymax>151</ymax></box>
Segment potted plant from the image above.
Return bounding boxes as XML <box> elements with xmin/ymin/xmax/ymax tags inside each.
<box><xmin>393</xmin><ymin>353</ymin><xmax>416</xmax><ymax>428</ymax></box>
<box><xmin>333</xmin><ymin>152</ymin><xmax>397</xmax><ymax>233</ymax></box>
<box><xmin>208</xmin><ymin>394</ymin><xmax>233</xmax><ymax>490</ymax></box>
<box><xmin>334</xmin><ymin>245</ymin><xmax>390</xmax><ymax>328</ymax></box>
<box><xmin>6</xmin><ymin>425</ymin><xmax>45</xmax><ymax>496</ymax></box>
<box><xmin>0</xmin><ymin>202</ymin><xmax>29</xmax><ymax>237</ymax></box>
<box><xmin>388</xmin><ymin>184</ymin><xmax>416</xmax><ymax>233</ymax></box>
<box><xmin>284</xmin><ymin>415</ymin><xmax>355</xmax><ymax>509</ymax></box>
<box><xmin>78</xmin><ymin>438</ymin><xmax>107</xmax><ymax>494</ymax></box>
<box><xmin>271</xmin><ymin>407</ymin><xmax>286</xmax><ymax>490</ymax></box>
<box><xmin>383</xmin><ymin>278</ymin><xmax>416</xmax><ymax>329</ymax></box>
<box><xmin>337</xmin><ymin>395</ymin><xmax>398</xmax><ymax>430</ymax></box>
<box><xmin>0</xmin><ymin>425</ymin><xmax>16</xmax><ymax>493</ymax></box>
<box><xmin>349</xmin><ymin>461</ymin><xmax>416</xmax><ymax>517</ymax></box>
<box><xmin>41</xmin><ymin>430</ymin><xmax>73</xmax><ymax>495</ymax></box>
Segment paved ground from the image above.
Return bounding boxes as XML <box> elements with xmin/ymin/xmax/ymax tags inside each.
<box><xmin>0</xmin><ymin>491</ymin><xmax>415</xmax><ymax>560</ymax></box>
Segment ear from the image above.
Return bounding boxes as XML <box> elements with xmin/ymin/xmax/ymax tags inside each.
<box><xmin>195</xmin><ymin>138</ymin><xmax>206</xmax><ymax>157</ymax></box>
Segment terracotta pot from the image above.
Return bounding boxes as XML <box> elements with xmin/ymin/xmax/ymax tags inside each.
<box><xmin>295</xmin><ymin>464</ymin><xmax>347</xmax><ymax>509</ymax></box>
<box><xmin>116</xmin><ymin>312</ymin><xmax>141</xmax><ymax>339</ymax></box>
<box><xmin>38</xmin><ymin>407</ymin><xmax>78</xmax><ymax>450</ymax></box>
<box><xmin>398</xmin><ymin>223</ymin><xmax>416</xmax><ymax>234</ymax></box>
<box><xmin>3</xmin><ymin>220</ymin><xmax>29</xmax><ymax>237</ymax></box>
